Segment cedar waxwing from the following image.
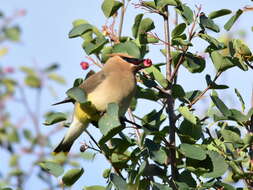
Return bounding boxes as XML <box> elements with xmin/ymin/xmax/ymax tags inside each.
<box><xmin>53</xmin><ymin>53</ymin><xmax>152</xmax><ymax>154</ymax></box>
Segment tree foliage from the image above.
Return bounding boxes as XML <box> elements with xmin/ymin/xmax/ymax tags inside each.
<box><xmin>1</xmin><ymin>1</ymin><xmax>253</xmax><ymax>190</ymax></box>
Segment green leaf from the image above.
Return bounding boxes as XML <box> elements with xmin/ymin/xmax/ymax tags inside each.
<box><xmin>138</xmin><ymin>18</ymin><xmax>155</xmax><ymax>34</ymax></box>
<box><xmin>82</xmin><ymin>36</ymin><xmax>108</xmax><ymax>55</ymax></box>
<box><xmin>145</xmin><ymin>65</ymin><xmax>168</xmax><ymax>88</ymax></box>
<box><xmin>102</xmin><ymin>168</ymin><xmax>111</xmax><ymax>178</ymax></box>
<box><xmin>203</xmin><ymin>151</ymin><xmax>228</xmax><ymax>178</ymax></box>
<box><xmin>44</xmin><ymin>63</ymin><xmax>59</xmax><ymax>72</ymax></box>
<box><xmin>66</xmin><ymin>87</ymin><xmax>86</xmax><ymax>103</ymax></box>
<box><xmin>224</xmin><ymin>9</ymin><xmax>243</xmax><ymax>31</ymax></box>
<box><xmin>175</xmin><ymin>4</ymin><xmax>193</xmax><ymax>25</ymax></box>
<box><xmin>102</xmin><ymin>0</ymin><xmax>123</xmax><ymax>18</ymax></box>
<box><xmin>210</xmin><ymin>51</ymin><xmax>235</xmax><ymax>72</ymax></box>
<box><xmin>152</xmin><ymin>183</ymin><xmax>172</xmax><ymax>190</ymax></box>
<box><xmin>179</xmin><ymin>144</ymin><xmax>206</xmax><ymax>160</ymax></box>
<box><xmin>142</xmin><ymin>1</ymin><xmax>157</xmax><ymax>9</ymax></box>
<box><xmin>232</xmin><ymin>39</ymin><xmax>252</xmax><ymax>57</ymax></box>
<box><xmin>110</xmin><ymin>173</ymin><xmax>127</xmax><ymax>190</ymax></box>
<box><xmin>9</xmin><ymin>154</ymin><xmax>19</xmax><ymax>167</ymax></box>
<box><xmin>72</xmin><ymin>19</ymin><xmax>93</xmax><ymax>41</ymax></box>
<box><xmin>98</xmin><ymin>103</ymin><xmax>123</xmax><ymax>144</ymax></box>
<box><xmin>84</xmin><ymin>186</ymin><xmax>106</xmax><ymax>190</ymax></box>
<box><xmin>178</xmin><ymin>106</ymin><xmax>197</xmax><ymax>125</ymax></box>
<box><xmin>47</xmin><ymin>73</ymin><xmax>66</xmax><ymax>84</ymax></box>
<box><xmin>180</xmin><ymin>90</ymin><xmax>202</xmax><ymax>103</ymax></box>
<box><xmin>229</xmin><ymin>109</ymin><xmax>248</xmax><ymax>123</ymax></box>
<box><xmin>214</xmin><ymin>181</ymin><xmax>235</xmax><ymax>190</ymax></box>
<box><xmin>25</xmin><ymin>75</ymin><xmax>41</xmax><ymax>88</ymax></box>
<box><xmin>69</xmin><ymin>24</ymin><xmax>93</xmax><ymax>38</ymax></box>
<box><xmin>172</xmin><ymin>23</ymin><xmax>186</xmax><ymax>38</ymax></box>
<box><xmin>73</xmin><ymin>78</ymin><xmax>84</xmax><ymax>87</ymax></box>
<box><xmin>112</xmin><ymin>41</ymin><xmax>141</xmax><ymax>58</ymax></box>
<box><xmin>132</xmin><ymin>14</ymin><xmax>144</xmax><ymax>38</ymax></box>
<box><xmin>172</xmin><ymin>38</ymin><xmax>192</xmax><ymax>46</ymax></box>
<box><xmin>205</xmin><ymin>74</ymin><xmax>229</xmax><ymax>89</ymax></box>
<box><xmin>101</xmin><ymin>46</ymin><xmax>113</xmax><ymax>62</ymax></box>
<box><xmin>81</xmin><ymin>151</ymin><xmax>96</xmax><ymax>161</ymax></box>
<box><xmin>208</xmin><ymin>9</ymin><xmax>232</xmax><ymax>19</ymax></box>
<box><xmin>44</xmin><ymin>112</ymin><xmax>67</xmax><ymax>126</ymax></box>
<box><xmin>156</xmin><ymin>0</ymin><xmax>177</xmax><ymax>9</ymax></box>
<box><xmin>0</xmin><ymin>188</ymin><xmax>13</xmax><ymax>190</ymax></box>
<box><xmin>171</xmin><ymin>84</ymin><xmax>185</xmax><ymax>98</ymax></box>
<box><xmin>20</xmin><ymin>66</ymin><xmax>36</xmax><ymax>75</ymax></box>
<box><xmin>62</xmin><ymin>168</ymin><xmax>84</xmax><ymax>186</ymax></box>
<box><xmin>179</xmin><ymin>120</ymin><xmax>202</xmax><ymax>144</ymax></box>
<box><xmin>135</xmin><ymin>86</ymin><xmax>160</xmax><ymax>101</ymax></box>
<box><xmin>234</xmin><ymin>88</ymin><xmax>245</xmax><ymax>112</ymax></box>
<box><xmin>3</xmin><ymin>26</ymin><xmax>21</xmax><ymax>41</ymax></box>
<box><xmin>211</xmin><ymin>94</ymin><xmax>231</xmax><ymax>117</ymax></box>
<box><xmin>143</xmin><ymin>164</ymin><xmax>166</xmax><ymax>177</ymax></box>
<box><xmin>220</xmin><ymin>129</ymin><xmax>244</xmax><ymax>145</ymax></box>
<box><xmin>145</xmin><ymin>139</ymin><xmax>167</xmax><ymax>164</ymax></box>
<box><xmin>198</xmin><ymin>33</ymin><xmax>226</xmax><ymax>51</ymax></box>
<box><xmin>200</xmin><ymin>13</ymin><xmax>220</xmax><ymax>33</ymax></box>
<box><xmin>183</xmin><ymin>53</ymin><xmax>206</xmax><ymax>73</ymax></box>
<box><xmin>39</xmin><ymin>161</ymin><xmax>64</xmax><ymax>177</ymax></box>
<box><xmin>142</xmin><ymin>109</ymin><xmax>166</xmax><ymax>132</ymax></box>
<box><xmin>178</xmin><ymin>170</ymin><xmax>197</xmax><ymax>188</ymax></box>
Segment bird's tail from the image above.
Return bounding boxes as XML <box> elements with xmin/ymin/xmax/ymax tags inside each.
<box><xmin>53</xmin><ymin>116</ymin><xmax>89</xmax><ymax>155</ymax></box>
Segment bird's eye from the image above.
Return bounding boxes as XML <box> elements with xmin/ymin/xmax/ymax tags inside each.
<box><xmin>120</xmin><ymin>56</ymin><xmax>143</xmax><ymax>65</ymax></box>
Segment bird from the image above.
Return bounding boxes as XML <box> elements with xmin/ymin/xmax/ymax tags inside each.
<box><xmin>52</xmin><ymin>53</ymin><xmax>152</xmax><ymax>154</ymax></box>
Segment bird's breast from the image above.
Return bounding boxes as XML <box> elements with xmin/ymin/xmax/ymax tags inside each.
<box><xmin>87</xmin><ymin>71</ymin><xmax>136</xmax><ymax>115</ymax></box>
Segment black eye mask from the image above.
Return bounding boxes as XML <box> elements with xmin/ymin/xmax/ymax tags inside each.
<box><xmin>120</xmin><ymin>56</ymin><xmax>144</xmax><ymax>65</ymax></box>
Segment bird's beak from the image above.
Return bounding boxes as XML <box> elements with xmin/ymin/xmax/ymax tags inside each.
<box><xmin>136</xmin><ymin>58</ymin><xmax>153</xmax><ymax>70</ymax></box>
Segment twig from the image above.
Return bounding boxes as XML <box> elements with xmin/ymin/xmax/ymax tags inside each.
<box><xmin>85</xmin><ymin>56</ymin><xmax>103</xmax><ymax>68</ymax></box>
<box><xmin>163</xmin><ymin>5</ymin><xmax>178</xmax><ymax>187</ymax></box>
<box><xmin>189</xmin><ymin>71</ymin><xmax>221</xmax><ymax>107</ymax></box>
<box><xmin>85</xmin><ymin>129</ymin><xmax>124</xmax><ymax>178</ymax></box>
<box><xmin>127</xmin><ymin>108</ymin><xmax>141</xmax><ymax>144</ymax></box>
<box><xmin>118</xmin><ymin>0</ymin><xmax>125</xmax><ymax>38</ymax></box>
<box><xmin>18</xmin><ymin>84</ymin><xmax>40</xmax><ymax>135</ymax></box>
<box><xmin>169</xmin><ymin>5</ymin><xmax>202</xmax><ymax>82</ymax></box>
<box><xmin>164</xmin><ymin>6</ymin><xmax>172</xmax><ymax>81</ymax></box>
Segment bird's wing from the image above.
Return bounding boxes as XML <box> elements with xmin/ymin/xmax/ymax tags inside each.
<box><xmin>79</xmin><ymin>70</ymin><xmax>107</xmax><ymax>94</ymax></box>
<box><xmin>52</xmin><ymin>70</ymin><xmax>107</xmax><ymax>106</ymax></box>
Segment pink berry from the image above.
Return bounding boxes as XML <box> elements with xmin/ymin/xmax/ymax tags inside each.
<box><xmin>3</xmin><ymin>67</ymin><xmax>15</xmax><ymax>73</ymax></box>
<box><xmin>143</xmin><ymin>59</ymin><xmax>152</xmax><ymax>67</ymax></box>
<box><xmin>80</xmin><ymin>61</ymin><xmax>89</xmax><ymax>70</ymax></box>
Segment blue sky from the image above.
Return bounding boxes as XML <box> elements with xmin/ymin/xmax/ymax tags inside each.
<box><xmin>1</xmin><ymin>0</ymin><xmax>253</xmax><ymax>189</ymax></box>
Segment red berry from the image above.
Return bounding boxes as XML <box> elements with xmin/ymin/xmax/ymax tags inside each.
<box><xmin>80</xmin><ymin>61</ymin><xmax>89</xmax><ymax>70</ymax></box>
<box><xmin>143</xmin><ymin>59</ymin><xmax>152</xmax><ymax>67</ymax></box>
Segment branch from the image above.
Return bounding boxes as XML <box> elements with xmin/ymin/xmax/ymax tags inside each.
<box><xmin>164</xmin><ymin>6</ymin><xmax>172</xmax><ymax>81</ymax></box>
<box><xmin>169</xmin><ymin>5</ymin><xmax>202</xmax><ymax>82</ymax></box>
<box><xmin>127</xmin><ymin>108</ymin><xmax>141</xmax><ymax>144</ymax></box>
<box><xmin>189</xmin><ymin>71</ymin><xmax>221</xmax><ymax>107</ymax></box>
<box><xmin>163</xmin><ymin>6</ymin><xmax>178</xmax><ymax>186</ymax></box>
<box><xmin>85</xmin><ymin>129</ymin><xmax>124</xmax><ymax>178</ymax></box>
<box><xmin>118</xmin><ymin>0</ymin><xmax>125</xmax><ymax>38</ymax></box>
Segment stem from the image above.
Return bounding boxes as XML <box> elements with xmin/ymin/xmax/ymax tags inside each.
<box><xmin>189</xmin><ymin>71</ymin><xmax>221</xmax><ymax>107</ymax></box>
<box><xmin>18</xmin><ymin>85</ymin><xmax>40</xmax><ymax>135</ymax></box>
<box><xmin>118</xmin><ymin>0</ymin><xmax>125</xmax><ymax>38</ymax></box>
<box><xmin>169</xmin><ymin>5</ymin><xmax>202</xmax><ymax>83</ymax></box>
<box><xmin>164</xmin><ymin>6</ymin><xmax>172</xmax><ymax>81</ymax></box>
<box><xmin>85</xmin><ymin>129</ymin><xmax>124</xmax><ymax>178</ymax></box>
<box><xmin>127</xmin><ymin>108</ymin><xmax>141</xmax><ymax>144</ymax></box>
<box><xmin>163</xmin><ymin>6</ymin><xmax>178</xmax><ymax>187</ymax></box>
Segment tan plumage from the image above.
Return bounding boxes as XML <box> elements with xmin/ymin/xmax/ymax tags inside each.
<box><xmin>53</xmin><ymin>53</ymin><xmax>149</xmax><ymax>154</ymax></box>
